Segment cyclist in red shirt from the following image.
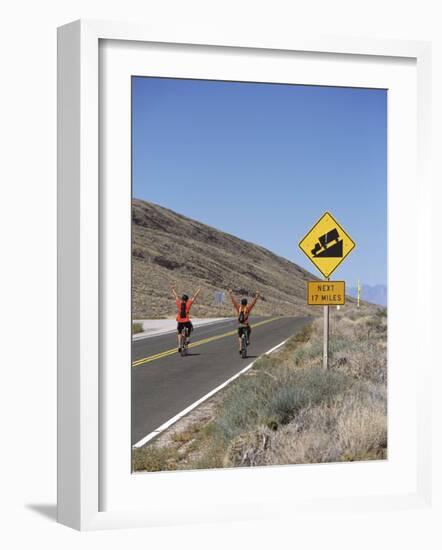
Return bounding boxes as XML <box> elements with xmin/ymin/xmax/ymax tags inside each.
<box><xmin>171</xmin><ymin>286</ymin><xmax>201</xmax><ymax>351</ymax></box>
<box><xmin>227</xmin><ymin>289</ymin><xmax>260</xmax><ymax>354</ymax></box>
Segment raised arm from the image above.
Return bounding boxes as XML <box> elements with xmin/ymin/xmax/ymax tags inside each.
<box><xmin>248</xmin><ymin>291</ymin><xmax>260</xmax><ymax>312</ymax></box>
<box><xmin>227</xmin><ymin>288</ymin><xmax>239</xmax><ymax>310</ymax></box>
<box><xmin>192</xmin><ymin>287</ymin><xmax>201</xmax><ymax>303</ymax></box>
<box><xmin>171</xmin><ymin>285</ymin><xmax>179</xmax><ymax>301</ymax></box>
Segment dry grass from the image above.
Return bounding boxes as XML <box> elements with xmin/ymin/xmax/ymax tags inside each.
<box><xmin>328</xmin><ymin>307</ymin><xmax>387</xmax><ymax>384</ymax></box>
<box><xmin>132</xmin><ymin>446</ymin><xmax>180</xmax><ymax>472</ymax></box>
<box><xmin>132</xmin><ymin>304</ymin><xmax>387</xmax><ymax>471</ymax></box>
<box><xmin>224</xmin><ymin>383</ymin><xmax>387</xmax><ymax>467</ymax></box>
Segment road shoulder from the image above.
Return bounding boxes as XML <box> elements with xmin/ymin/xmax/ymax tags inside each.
<box><xmin>132</xmin><ymin>317</ymin><xmax>231</xmax><ymax>340</ymax></box>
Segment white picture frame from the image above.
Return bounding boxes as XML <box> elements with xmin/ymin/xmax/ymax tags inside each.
<box><xmin>57</xmin><ymin>19</ymin><xmax>433</xmax><ymax>531</ymax></box>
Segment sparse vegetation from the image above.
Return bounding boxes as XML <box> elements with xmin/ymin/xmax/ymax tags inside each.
<box><xmin>132</xmin><ymin>445</ymin><xmax>180</xmax><ymax>472</ymax></box>
<box><xmin>132</xmin><ymin>322</ymin><xmax>143</xmax><ymax>334</ymax></box>
<box><xmin>132</xmin><ymin>305</ymin><xmax>387</xmax><ymax>472</ymax></box>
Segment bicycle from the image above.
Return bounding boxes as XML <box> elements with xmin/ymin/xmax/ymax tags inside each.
<box><xmin>180</xmin><ymin>326</ymin><xmax>189</xmax><ymax>357</ymax></box>
<box><xmin>239</xmin><ymin>325</ymin><xmax>248</xmax><ymax>359</ymax></box>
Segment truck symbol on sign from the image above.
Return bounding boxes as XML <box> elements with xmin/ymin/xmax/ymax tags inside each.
<box><xmin>311</xmin><ymin>228</ymin><xmax>343</xmax><ymax>258</ymax></box>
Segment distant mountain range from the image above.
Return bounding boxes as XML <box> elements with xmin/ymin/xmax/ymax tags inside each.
<box><xmin>347</xmin><ymin>284</ymin><xmax>387</xmax><ymax>307</ymax></box>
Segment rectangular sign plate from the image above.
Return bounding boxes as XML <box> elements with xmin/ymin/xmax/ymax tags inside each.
<box><xmin>307</xmin><ymin>281</ymin><xmax>346</xmax><ymax>305</ymax></box>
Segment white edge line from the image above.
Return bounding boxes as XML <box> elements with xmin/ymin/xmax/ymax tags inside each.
<box><xmin>132</xmin><ymin>318</ymin><xmax>233</xmax><ymax>341</ymax></box>
<box><xmin>132</xmin><ymin>338</ymin><xmax>288</xmax><ymax>449</ymax></box>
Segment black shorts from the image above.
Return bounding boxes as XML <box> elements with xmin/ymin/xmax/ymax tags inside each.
<box><xmin>238</xmin><ymin>325</ymin><xmax>251</xmax><ymax>337</ymax></box>
<box><xmin>177</xmin><ymin>321</ymin><xmax>193</xmax><ymax>334</ymax></box>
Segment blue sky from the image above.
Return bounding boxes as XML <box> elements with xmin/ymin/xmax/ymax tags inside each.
<box><xmin>132</xmin><ymin>77</ymin><xmax>387</xmax><ymax>287</ymax></box>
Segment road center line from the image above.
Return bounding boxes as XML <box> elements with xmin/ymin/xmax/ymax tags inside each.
<box><xmin>131</xmin><ymin>317</ymin><xmax>279</xmax><ymax>367</ymax></box>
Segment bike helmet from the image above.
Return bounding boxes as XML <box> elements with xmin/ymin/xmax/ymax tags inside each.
<box><xmin>241</xmin><ymin>298</ymin><xmax>248</xmax><ymax>306</ymax></box>
<box><xmin>181</xmin><ymin>294</ymin><xmax>189</xmax><ymax>302</ymax></box>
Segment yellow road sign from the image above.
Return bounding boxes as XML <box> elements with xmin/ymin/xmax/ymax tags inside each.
<box><xmin>299</xmin><ymin>212</ymin><xmax>355</xmax><ymax>278</ymax></box>
<box><xmin>307</xmin><ymin>281</ymin><xmax>345</xmax><ymax>305</ymax></box>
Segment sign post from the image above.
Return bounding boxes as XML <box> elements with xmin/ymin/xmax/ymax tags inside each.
<box><xmin>299</xmin><ymin>212</ymin><xmax>356</xmax><ymax>369</ymax></box>
<box><xmin>214</xmin><ymin>291</ymin><xmax>225</xmax><ymax>314</ymax></box>
<box><xmin>323</xmin><ymin>303</ymin><xmax>329</xmax><ymax>370</ymax></box>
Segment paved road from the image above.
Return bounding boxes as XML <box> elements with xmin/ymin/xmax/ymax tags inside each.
<box><xmin>131</xmin><ymin>316</ymin><xmax>311</xmax><ymax>445</ymax></box>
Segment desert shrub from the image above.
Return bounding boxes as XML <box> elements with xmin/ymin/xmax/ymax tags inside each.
<box><xmin>331</xmin><ymin>342</ymin><xmax>387</xmax><ymax>384</ymax></box>
<box><xmin>327</xmin><ymin>312</ymin><xmax>387</xmax><ymax>384</ymax></box>
<box><xmin>209</xmin><ymin>367</ymin><xmax>352</xmax><ymax>448</ymax></box>
<box><xmin>132</xmin><ymin>445</ymin><xmax>179</xmax><ymax>471</ymax></box>
<box><xmin>291</xmin><ymin>340</ymin><xmax>323</xmax><ymax>366</ymax></box>
<box><xmin>366</xmin><ymin>309</ymin><xmax>388</xmax><ymax>337</ymax></box>
<box><xmin>344</xmin><ymin>308</ymin><xmax>364</xmax><ymax>321</ymax></box>
<box><xmin>224</xmin><ymin>382</ymin><xmax>387</xmax><ymax>467</ymax></box>
<box><xmin>329</xmin><ymin>337</ymin><xmax>349</xmax><ymax>354</ymax></box>
<box><xmin>132</xmin><ymin>322</ymin><xmax>143</xmax><ymax>334</ymax></box>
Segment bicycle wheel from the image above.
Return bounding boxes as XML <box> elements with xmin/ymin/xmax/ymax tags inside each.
<box><xmin>181</xmin><ymin>329</ymin><xmax>188</xmax><ymax>357</ymax></box>
<box><xmin>241</xmin><ymin>333</ymin><xmax>247</xmax><ymax>359</ymax></box>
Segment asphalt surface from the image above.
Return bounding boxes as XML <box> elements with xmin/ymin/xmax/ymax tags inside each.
<box><xmin>131</xmin><ymin>315</ymin><xmax>311</xmax><ymax>445</ymax></box>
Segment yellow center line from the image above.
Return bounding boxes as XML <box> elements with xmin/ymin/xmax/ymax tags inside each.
<box><xmin>132</xmin><ymin>317</ymin><xmax>280</xmax><ymax>367</ymax></box>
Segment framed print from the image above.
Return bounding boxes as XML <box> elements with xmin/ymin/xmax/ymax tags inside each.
<box><xmin>57</xmin><ymin>20</ymin><xmax>433</xmax><ymax>530</ymax></box>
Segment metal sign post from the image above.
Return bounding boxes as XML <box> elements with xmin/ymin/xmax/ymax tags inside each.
<box><xmin>214</xmin><ymin>291</ymin><xmax>225</xmax><ymax>312</ymax></box>
<box><xmin>323</xmin><ymin>304</ymin><xmax>329</xmax><ymax>369</ymax></box>
<box><xmin>322</xmin><ymin>276</ymin><xmax>330</xmax><ymax>369</ymax></box>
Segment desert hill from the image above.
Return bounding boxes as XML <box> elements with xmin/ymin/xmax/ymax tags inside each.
<box><xmin>132</xmin><ymin>199</ymin><xmax>326</xmax><ymax>319</ymax></box>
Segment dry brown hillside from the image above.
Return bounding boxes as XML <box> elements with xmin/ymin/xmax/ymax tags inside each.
<box><xmin>132</xmin><ymin>199</ymin><xmax>328</xmax><ymax>319</ymax></box>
